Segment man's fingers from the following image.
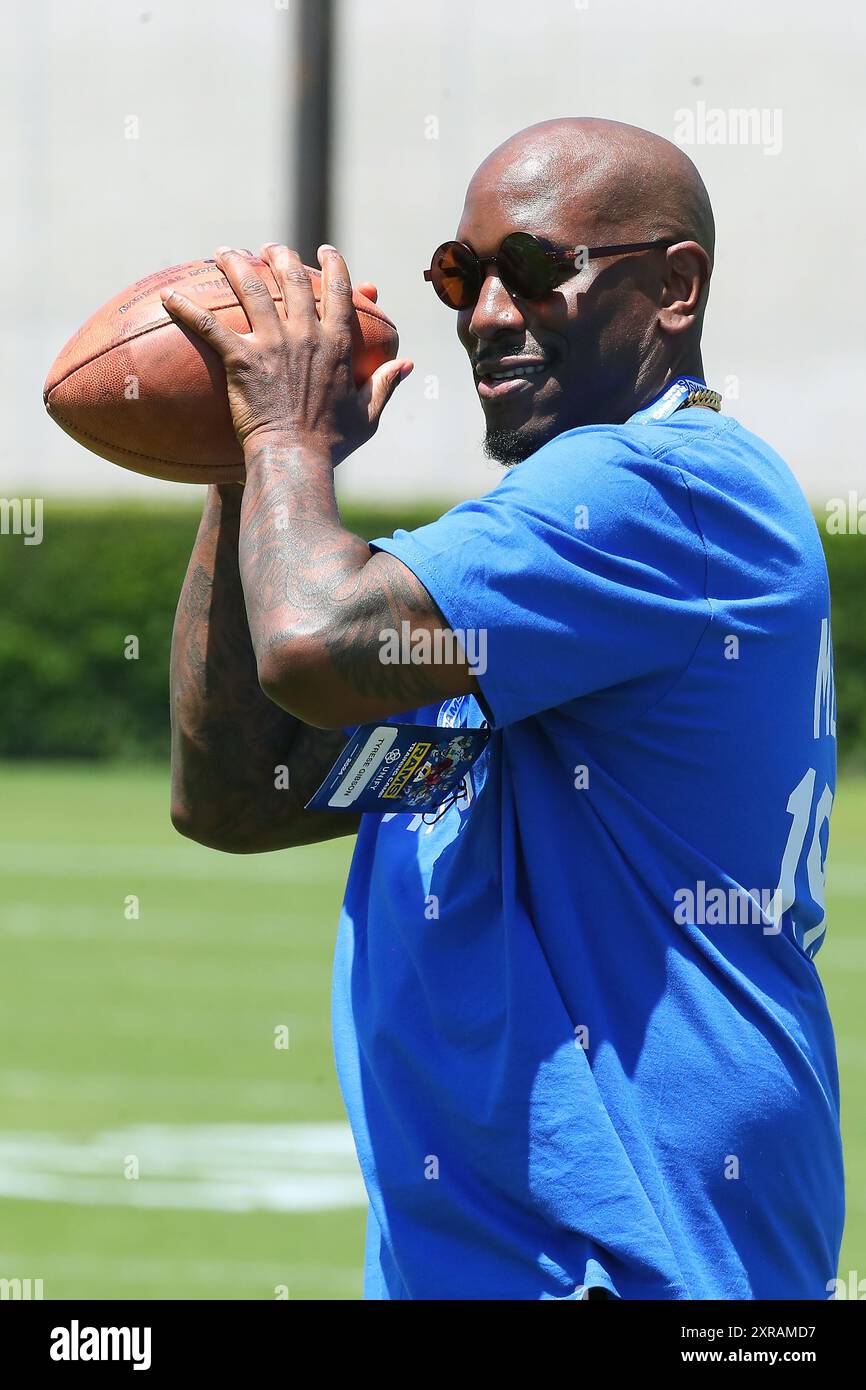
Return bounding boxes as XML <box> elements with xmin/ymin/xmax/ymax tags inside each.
<box><xmin>361</xmin><ymin>358</ymin><xmax>414</xmax><ymax>425</ymax></box>
<box><xmin>160</xmin><ymin>290</ymin><xmax>236</xmax><ymax>357</ymax></box>
<box><xmin>260</xmin><ymin>243</ymin><xmax>318</xmax><ymax>327</ymax></box>
<box><xmin>357</xmin><ymin>280</ymin><xmax>379</xmax><ymax>304</ymax></box>
<box><xmin>214</xmin><ymin>248</ymin><xmax>282</xmax><ymax>334</ymax></box>
<box><xmin>318</xmin><ymin>244</ymin><xmax>355</xmax><ymax>334</ymax></box>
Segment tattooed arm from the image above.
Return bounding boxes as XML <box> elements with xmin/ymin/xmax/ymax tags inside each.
<box><xmin>239</xmin><ymin>441</ymin><xmax>478</xmax><ymax>728</ymax></box>
<box><xmin>162</xmin><ymin>241</ymin><xmax>478</xmax><ymax>733</ymax></box>
<box><xmin>170</xmin><ymin>483</ymin><xmax>360</xmax><ymax>852</ymax></box>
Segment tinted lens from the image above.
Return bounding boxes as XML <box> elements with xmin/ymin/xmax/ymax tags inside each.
<box><xmin>497</xmin><ymin>232</ymin><xmax>557</xmax><ymax>299</ymax></box>
<box><xmin>428</xmin><ymin>241</ymin><xmax>480</xmax><ymax>309</ymax></box>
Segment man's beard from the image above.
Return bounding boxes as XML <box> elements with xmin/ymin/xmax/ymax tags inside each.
<box><xmin>483</xmin><ymin>425</ymin><xmax>538</xmax><ymax>468</ymax></box>
<box><xmin>483</xmin><ymin>413</ymin><xmax>567</xmax><ymax>466</ymax></box>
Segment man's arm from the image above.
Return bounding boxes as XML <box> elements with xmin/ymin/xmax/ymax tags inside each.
<box><xmin>170</xmin><ymin>483</ymin><xmax>359</xmax><ymax>852</ymax></box>
<box><xmin>162</xmin><ymin>244</ymin><xmax>479</xmax><ymax>733</ymax></box>
<box><xmin>239</xmin><ymin>438</ymin><xmax>479</xmax><ymax>728</ymax></box>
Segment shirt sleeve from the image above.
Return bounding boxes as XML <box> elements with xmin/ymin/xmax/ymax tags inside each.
<box><xmin>369</xmin><ymin>427</ymin><xmax>711</xmax><ymax>729</ymax></box>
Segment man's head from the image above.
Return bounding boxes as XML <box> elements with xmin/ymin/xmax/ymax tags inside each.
<box><xmin>443</xmin><ymin>118</ymin><xmax>714</xmax><ymax>464</ymax></box>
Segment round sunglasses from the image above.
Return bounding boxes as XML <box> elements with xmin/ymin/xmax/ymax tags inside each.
<box><xmin>423</xmin><ymin>232</ymin><xmax>676</xmax><ymax>309</ymax></box>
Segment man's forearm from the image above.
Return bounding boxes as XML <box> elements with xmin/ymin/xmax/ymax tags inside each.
<box><xmin>170</xmin><ymin>484</ymin><xmax>341</xmax><ymax>850</ymax></box>
<box><xmin>238</xmin><ymin>437</ymin><xmax>370</xmax><ymax>657</ymax></box>
<box><xmin>238</xmin><ymin>436</ymin><xmax>474</xmax><ymax>727</ymax></box>
<box><xmin>161</xmin><ymin>245</ymin><xmax>460</xmax><ymax>728</ymax></box>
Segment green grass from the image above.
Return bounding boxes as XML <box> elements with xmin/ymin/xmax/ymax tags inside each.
<box><xmin>0</xmin><ymin>763</ymin><xmax>863</xmax><ymax>1299</ymax></box>
<box><xmin>0</xmin><ymin>763</ymin><xmax>362</xmax><ymax>1300</ymax></box>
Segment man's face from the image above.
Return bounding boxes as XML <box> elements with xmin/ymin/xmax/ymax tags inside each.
<box><xmin>454</xmin><ymin>168</ymin><xmax>661</xmax><ymax>464</ymax></box>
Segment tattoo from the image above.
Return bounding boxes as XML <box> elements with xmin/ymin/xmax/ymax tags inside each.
<box><xmin>323</xmin><ymin>553</ymin><xmax>444</xmax><ymax>704</ymax></box>
<box><xmin>170</xmin><ymin>486</ymin><xmax>358</xmax><ymax>851</ymax></box>
<box><xmin>239</xmin><ymin>442</ymin><xmax>476</xmax><ymax>720</ymax></box>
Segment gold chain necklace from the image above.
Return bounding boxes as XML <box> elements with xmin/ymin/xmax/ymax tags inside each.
<box><xmin>679</xmin><ymin>385</ymin><xmax>722</xmax><ymax>412</ymax></box>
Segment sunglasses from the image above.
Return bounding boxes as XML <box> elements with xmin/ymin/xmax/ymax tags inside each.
<box><xmin>423</xmin><ymin>232</ymin><xmax>676</xmax><ymax>309</ymax></box>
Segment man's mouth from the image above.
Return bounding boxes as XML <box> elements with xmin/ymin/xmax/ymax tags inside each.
<box><xmin>475</xmin><ymin>357</ymin><xmax>552</xmax><ymax>399</ymax></box>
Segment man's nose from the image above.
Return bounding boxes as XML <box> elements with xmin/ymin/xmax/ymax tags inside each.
<box><xmin>465</xmin><ymin>272</ymin><xmax>528</xmax><ymax>340</ymax></box>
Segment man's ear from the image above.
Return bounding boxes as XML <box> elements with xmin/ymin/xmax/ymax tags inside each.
<box><xmin>658</xmin><ymin>242</ymin><xmax>711</xmax><ymax>336</ymax></box>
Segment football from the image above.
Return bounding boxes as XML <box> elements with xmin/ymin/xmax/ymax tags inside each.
<box><xmin>43</xmin><ymin>257</ymin><xmax>399</xmax><ymax>484</ymax></box>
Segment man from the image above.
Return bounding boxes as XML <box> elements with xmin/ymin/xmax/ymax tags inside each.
<box><xmin>165</xmin><ymin>118</ymin><xmax>844</xmax><ymax>1299</ymax></box>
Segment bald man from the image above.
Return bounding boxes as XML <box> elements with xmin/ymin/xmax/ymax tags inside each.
<box><xmin>166</xmin><ymin>118</ymin><xmax>844</xmax><ymax>1301</ymax></box>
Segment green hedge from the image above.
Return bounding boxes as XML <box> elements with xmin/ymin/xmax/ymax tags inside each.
<box><xmin>0</xmin><ymin>499</ymin><xmax>441</xmax><ymax>762</ymax></box>
<box><xmin>1</xmin><ymin>501</ymin><xmax>864</xmax><ymax>764</ymax></box>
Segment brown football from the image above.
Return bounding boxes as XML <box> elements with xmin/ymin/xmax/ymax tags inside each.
<box><xmin>43</xmin><ymin>257</ymin><xmax>399</xmax><ymax>484</ymax></box>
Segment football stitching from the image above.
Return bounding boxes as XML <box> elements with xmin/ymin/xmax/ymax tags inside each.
<box><xmin>45</xmin><ymin>403</ymin><xmax>243</xmax><ymax>472</ymax></box>
<box><xmin>44</xmin><ymin>296</ymin><xmax>396</xmax><ymax>396</ymax></box>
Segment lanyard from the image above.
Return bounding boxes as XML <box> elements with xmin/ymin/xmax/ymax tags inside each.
<box><xmin>626</xmin><ymin>376</ymin><xmax>718</xmax><ymax>426</ymax></box>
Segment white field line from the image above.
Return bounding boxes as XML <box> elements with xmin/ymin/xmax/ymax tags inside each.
<box><xmin>0</xmin><ymin>842</ymin><xmax>341</xmax><ymax>884</ymax></box>
<box><xmin>0</xmin><ymin>1069</ymin><xmax>328</xmax><ymax>1110</ymax></box>
<box><xmin>0</xmin><ymin>1248</ymin><xmax>361</xmax><ymax>1292</ymax></box>
<box><xmin>0</xmin><ymin>903</ymin><xmax>319</xmax><ymax>942</ymax></box>
<box><xmin>1</xmin><ymin>843</ymin><xmax>862</xmax><ymax>891</ymax></box>
<box><xmin>0</xmin><ymin>1123</ymin><xmax>366</xmax><ymax>1213</ymax></box>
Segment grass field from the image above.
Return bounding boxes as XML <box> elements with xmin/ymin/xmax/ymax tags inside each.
<box><xmin>0</xmin><ymin>763</ymin><xmax>864</xmax><ymax>1300</ymax></box>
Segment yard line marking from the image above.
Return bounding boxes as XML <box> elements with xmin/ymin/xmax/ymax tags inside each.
<box><xmin>0</xmin><ymin>1123</ymin><xmax>366</xmax><ymax>1213</ymax></box>
<box><xmin>0</xmin><ymin>843</ymin><xmax>858</xmax><ymax>890</ymax></box>
<box><xmin>0</xmin><ymin>904</ymin><xmax>330</xmax><ymax>949</ymax></box>
<box><xmin>0</xmin><ymin>1248</ymin><xmax>360</xmax><ymax>1290</ymax></box>
<box><xmin>0</xmin><ymin>843</ymin><xmax>344</xmax><ymax>884</ymax></box>
<box><xmin>0</xmin><ymin>1069</ymin><xmax>330</xmax><ymax>1109</ymax></box>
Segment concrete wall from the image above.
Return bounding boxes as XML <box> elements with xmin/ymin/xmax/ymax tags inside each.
<box><xmin>3</xmin><ymin>0</ymin><xmax>864</xmax><ymax>506</ymax></box>
<box><xmin>2</xmin><ymin>0</ymin><xmax>295</xmax><ymax>498</ymax></box>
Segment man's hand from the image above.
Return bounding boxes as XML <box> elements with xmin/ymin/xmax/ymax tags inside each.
<box><xmin>160</xmin><ymin>243</ymin><xmax>413</xmax><ymax>464</ymax></box>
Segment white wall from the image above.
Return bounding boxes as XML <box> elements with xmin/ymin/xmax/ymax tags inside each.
<box><xmin>1</xmin><ymin>0</ymin><xmax>294</xmax><ymax>499</ymax></box>
<box><xmin>3</xmin><ymin>0</ymin><xmax>864</xmax><ymax>506</ymax></box>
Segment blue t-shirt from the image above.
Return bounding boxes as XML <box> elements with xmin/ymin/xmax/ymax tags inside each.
<box><xmin>331</xmin><ymin>409</ymin><xmax>844</xmax><ymax>1300</ymax></box>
